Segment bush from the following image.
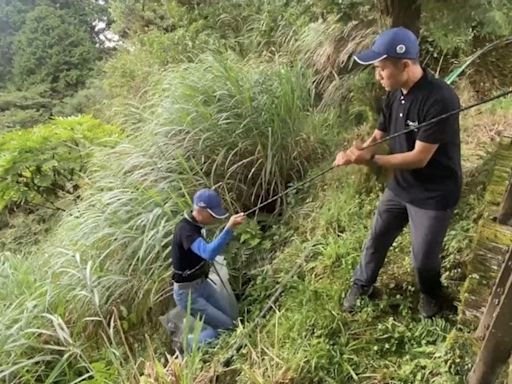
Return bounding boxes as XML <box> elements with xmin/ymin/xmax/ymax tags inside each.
<box><xmin>100</xmin><ymin>28</ymin><xmax>221</xmax><ymax>108</ymax></box>
<box><xmin>0</xmin><ymin>86</ymin><xmax>54</xmax><ymax>129</ymax></box>
<box><xmin>113</xmin><ymin>53</ymin><xmax>344</xmax><ymax>212</ymax></box>
<box><xmin>423</xmin><ymin>0</ymin><xmax>512</xmax><ymax>52</ymax></box>
<box><xmin>0</xmin><ymin>108</ymin><xmax>49</xmax><ymax>131</ymax></box>
<box><xmin>52</xmin><ymin>80</ymin><xmax>106</xmax><ymax>118</ymax></box>
<box><xmin>0</xmin><ymin>116</ymin><xmax>121</xmax><ymax>210</ymax></box>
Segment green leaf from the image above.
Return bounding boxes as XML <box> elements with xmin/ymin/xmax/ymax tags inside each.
<box><xmin>444</xmin><ymin>37</ymin><xmax>512</xmax><ymax>85</ymax></box>
<box><xmin>0</xmin><ymin>116</ymin><xmax>120</xmax><ymax>210</ymax></box>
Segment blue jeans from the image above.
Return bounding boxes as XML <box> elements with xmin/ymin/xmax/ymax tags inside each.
<box><xmin>173</xmin><ymin>278</ymin><xmax>236</xmax><ymax>349</ymax></box>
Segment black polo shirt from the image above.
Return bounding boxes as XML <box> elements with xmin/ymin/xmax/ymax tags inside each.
<box><xmin>170</xmin><ymin>214</ymin><xmax>208</xmax><ymax>283</ymax></box>
<box><xmin>378</xmin><ymin>69</ymin><xmax>462</xmax><ymax>210</ymax></box>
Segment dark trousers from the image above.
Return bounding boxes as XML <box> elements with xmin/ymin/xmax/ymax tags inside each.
<box><xmin>353</xmin><ymin>188</ymin><xmax>453</xmax><ymax>298</ymax></box>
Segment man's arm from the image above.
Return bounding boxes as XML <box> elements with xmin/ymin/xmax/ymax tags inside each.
<box><xmin>190</xmin><ymin>227</ymin><xmax>234</xmax><ymax>262</ymax></box>
<box><xmin>349</xmin><ymin>91</ymin><xmax>457</xmax><ymax>169</ymax></box>
<box><xmin>189</xmin><ymin>213</ymin><xmax>246</xmax><ymax>261</ymax></box>
<box><xmin>372</xmin><ymin>140</ymin><xmax>439</xmax><ymax>169</ymax></box>
<box><xmin>334</xmin><ymin>129</ymin><xmax>386</xmax><ymax>167</ymax></box>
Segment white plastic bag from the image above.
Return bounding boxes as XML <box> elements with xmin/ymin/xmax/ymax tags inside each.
<box><xmin>208</xmin><ymin>255</ymin><xmax>239</xmax><ymax>319</ymax></box>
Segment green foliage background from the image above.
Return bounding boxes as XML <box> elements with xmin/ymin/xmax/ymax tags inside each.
<box><xmin>1</xmin><ymin>0</ymin><xmax>512</xmax><ymax>383</ymax></box>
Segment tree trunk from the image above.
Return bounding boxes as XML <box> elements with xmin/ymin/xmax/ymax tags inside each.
<box><xmin>380</xmin><ymin>0</ymin><xmax>421</xmax><ymax>37</ymax></box>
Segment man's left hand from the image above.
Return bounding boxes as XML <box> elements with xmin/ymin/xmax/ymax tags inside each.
<box><xmin>347</xmin><ymin>142</ymin><xmax>373</xmax><ymax>164</ymax></box>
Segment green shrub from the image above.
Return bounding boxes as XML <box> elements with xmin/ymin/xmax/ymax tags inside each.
<box><xmin>0</xmin><ymin>115</ymin><xmax>121</xmax><ymax>210</ymax></box>
<box><xmin>0</xmin><ymin>108</ymin><xmax>49</xmax><ymax>131</ymax></box>
<box><xmin>424</xmin><ymin>0</ymin><xmax>512</xmax><ymax>51</ymax></box>
<box><xmin>114</xmin><ymin>53</ymin><xmax>343</xmax><ymax>211</ymax></box>
<box><xmin>0</xmin><ymin>86</ymin><xmax>54</xmax><ymax>129</ymax></box>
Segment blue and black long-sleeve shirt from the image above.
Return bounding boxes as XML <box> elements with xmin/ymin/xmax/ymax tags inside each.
<box><xmin>170</xmin><ymin>212</ymin><xmax>232</xmax><ymax>283</ymax></box>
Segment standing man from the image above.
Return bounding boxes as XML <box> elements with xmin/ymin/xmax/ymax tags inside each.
<box><xmin>334</xmin><ymin>27</ymin><xmax>462</xmax><ymax>318</ymax></box>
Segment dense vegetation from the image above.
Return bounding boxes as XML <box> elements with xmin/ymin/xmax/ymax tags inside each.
<box><xmin>1</xmin><ymin>0</ymin><xmax>512</xmax><ymax>383</ymax></box>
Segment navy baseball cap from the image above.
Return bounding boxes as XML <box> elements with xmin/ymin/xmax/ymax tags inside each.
<box><xmin>354</xmin><ymin>27</ymin><xmax>419</xmax><ymax>65</ymax></box>
<box><xmin>193</xmin><ymin>189</ymin><xmax>229</xmax><ymax>219</ymax></box>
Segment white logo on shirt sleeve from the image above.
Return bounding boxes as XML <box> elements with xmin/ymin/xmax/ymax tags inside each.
<box><xmin>406</xmin><ymin>120</ymin><xmax>419</xmax><ymax>131</ymax></box>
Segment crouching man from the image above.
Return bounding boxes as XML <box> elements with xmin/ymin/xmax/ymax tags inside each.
<box><xmin>171</xmin><ymin>188</ymin><xmax>245</xmax><ymax>349</ymax></box>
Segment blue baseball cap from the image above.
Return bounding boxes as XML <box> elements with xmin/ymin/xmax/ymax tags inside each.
<box><xmin>193</xmin><ymin>189</ymin><xmax>229</xmax><ymax>219</ymax></box>
<box><xmin>354</xmin><ymin>27</ymin><xmax>419</xmax><ymax>65</ymax></box>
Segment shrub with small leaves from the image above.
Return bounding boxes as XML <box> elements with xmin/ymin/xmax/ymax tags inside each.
<box><xmin>0</xmin><ymin>115</ymin><xmax>121</xmax><ymax>210</ymax></box>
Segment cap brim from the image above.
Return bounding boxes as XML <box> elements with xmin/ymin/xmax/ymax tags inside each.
<box><xmin>353</xmin><ymin>49</ymin><xmax>388</xmax><ymax>65</ymax></box>
<box><xmin>207</xmin><ymin>207</ymin><xmax>229</xmax><ymax>219</ymax></box>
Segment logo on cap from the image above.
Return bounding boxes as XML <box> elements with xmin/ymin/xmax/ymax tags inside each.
<box><xmin>396</xmin><ymin>44</ymin><xmax>406</xmax><ymax>54</ymax></box>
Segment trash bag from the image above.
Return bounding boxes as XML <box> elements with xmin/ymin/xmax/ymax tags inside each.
<box><xmin>208</xmin><ymin>255</ymin><xmax>238</xmax><ymax>319</ymax></box>
<box><xmin>159</xmin><ymin>256</ymin><xmax>238</xmax><ymax>342</ymax></box>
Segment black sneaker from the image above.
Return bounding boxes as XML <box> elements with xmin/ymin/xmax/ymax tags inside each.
<box><xmin>342</xmin><ymin>284</ymin><xmax>374</xmax><ymax>313</ymax></box>
<box><xmin>419</xmin><ymin>294</ymin><xmax>441</xmax><ymax>318</ymax></box>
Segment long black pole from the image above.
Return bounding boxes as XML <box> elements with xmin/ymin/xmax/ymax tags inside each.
<box><xmin>218</xmin><ymin>88</ymin><xmax>512</xmax><ymax>368</ymax></box>
<box><xmin>244</xmin><ymin>88</ymin><xmax>512</xmax><ymax>216</ymax></box>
